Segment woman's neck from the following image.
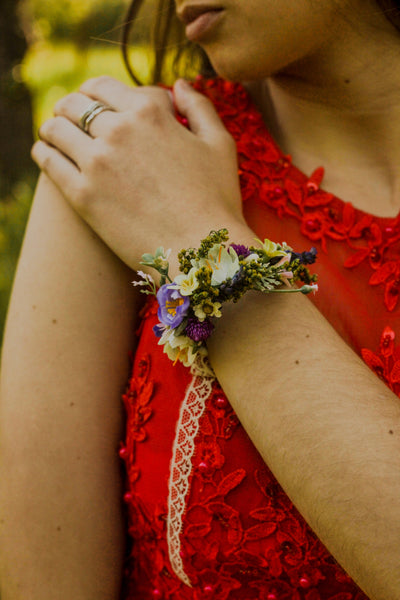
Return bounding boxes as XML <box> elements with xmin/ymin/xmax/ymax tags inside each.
<box><xmin>248</xmin><ymin>5</ymin><xmax>400</xmax><ymax>217</ymax></box>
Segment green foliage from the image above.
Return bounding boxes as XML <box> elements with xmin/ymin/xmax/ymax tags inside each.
<box><xmin>22</xmin><ymin>41</ymin><xmax>149</xmax><ymax>127</ymax></box>
<box><xmin>0</xmin><ymin>41</ymin><xmax>151</xmax><ymax>345</ymax></box>
<box><xmin>21</xmin><ymin>0</ymin><xmax>134</xmax><ymax>46</ymax></box>
<box><xmin>0</xmin><ymin>179</ymin><xmax>34</xmax><ymax>345</ymax></box>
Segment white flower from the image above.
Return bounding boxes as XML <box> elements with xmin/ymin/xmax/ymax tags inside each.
<box><xmin>279</xmin><ymin>271</ymin><xmax>294</xmax><ymax>287</ymax></box>
<box><xmin>132</xmin><ymin>280</ymin><xmax>148</xmax><ymax>287</ymax></box>
<box><xmin>301</xmin><ymin>283</ymin><xmax>319</xmax><ymax>294</ymax></box>
<box><xmin>132</xmin><ymin>271</ymin><xmax>156</xmax><ymax>293</ymax></box>
<box><xmin>141</xmin><ymin>247</ymin><xmax>171</xmax><ymax>270</ymax></box>
<box><xmin>274</xmin><ymin>254</ymin><xmax>291</xmax><ymax>268</ymax></box>
<box><xmin>242</xmin><ymin>252</ymin><xmax>260</xmax><ymax>264</ymax></box>
<box><xmin>173</xmin><ymin>267</ymin><xmax>199</xmax><ymax>296</ymax></box>
<box><xmin>153</xmin><ymin>247</ymin><xmax>171</xmax><ymax>271</ymax></box>
<box><xmin>194</xmin><ymin>301</ymin><xmax>222</xmax><ymax>321</ymax></box>
<box><xmin>158</xmin><ymin>328</ymin><xmax>198</xmax><ymax>367</ymax></box>
<box><xmin>133</xmin><ymin>270</ymin><xmax>155</xmax><ymax>284</ymax></box>
<box><xmin>208</xmin><ymin>244</ymin><xmax>240</xmax><ymax>285</ymax></box>
<box><xmin>193</xmin><ymin>243</ymin><xmax>240</xmax><ymax>287</ymax></box>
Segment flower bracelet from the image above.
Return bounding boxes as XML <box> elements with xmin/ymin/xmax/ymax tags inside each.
<box><xmin>133</xmin><ymin>229</ymin><xmax>318</xmax><ymax>376</ymax></box>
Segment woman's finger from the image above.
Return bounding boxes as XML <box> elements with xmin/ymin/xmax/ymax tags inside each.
<box><xmin>80</xmin><ymin>76</ymin><xmax>134</xmax><ymax>110</ymax></box>
<box><xmin>31</xmin><ymin>140</ymin><xmax>81</xmax><ymax>196</ymax></box>
<box><xmin>173</xmin><ymin>79</ymin><xmax>228</xmax><ymax>139</ymax></box>
<box><xmin>54</xmin><ymin>92</ymin><xmax>116</xmax><ymax>138</ymax></box>
<box><xmin>80</xmin><ymin>76</ymin><xmax>174</xmax><ymax>116</ymax></box>
<box><xmin>39</xmin><ymin>116</ymin><xmax>92</xmax><ymax>166</ymax></box>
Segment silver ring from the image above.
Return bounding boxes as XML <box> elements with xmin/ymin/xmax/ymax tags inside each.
<box><xmin>79</xmin><ymin>101</ymin><xmax>114</xmax><ymax>134</ymax></box>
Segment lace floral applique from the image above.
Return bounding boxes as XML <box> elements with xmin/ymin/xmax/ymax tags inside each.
<box><xmin>120</xmin><ymin>353</ymin><xmax>196</xmax><ymax>599</ymax></box>
<box><xmin>362</xmin><ymin>325</ymin><xmax>400</xmax><ymax>395</ymax></box>
<box><xmin>136</xmin><ymin>295</ymin><xmax>159</xmax><ymax>336</ymax></box>
<box><xmin>178</xmin><ymin>384</ymin><xmax>367</xmax><ymax>599</ymax></box>
<box><xmin>193</xmin><ymin>78</ymin><xmax>400</xmax><ymax>313</ymax></box>
<box><xmin>123</xmin><ymin>494</ymin><xmax>194</xmax><ymax>600</ymax></box>
<box><xmin>121</xmin><ymin>78</ymin><xmax>372</xmax><ymax>599</ymax></box>
<box><xmin>119</xmin><ymin>354</ymin><xmax>155</xmax><ymax>488</ymax></box>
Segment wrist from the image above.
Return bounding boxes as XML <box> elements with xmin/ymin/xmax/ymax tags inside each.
<box><xmin>134</xmin><ymin>228</ymin><xmax>318</xmax><ymax>375</ymax></box>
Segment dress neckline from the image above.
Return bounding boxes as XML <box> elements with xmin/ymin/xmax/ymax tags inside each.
<box><xmin>211</xmin><ymin>77</ymin><xmax>400</xmax><ymax>224</ymax></box>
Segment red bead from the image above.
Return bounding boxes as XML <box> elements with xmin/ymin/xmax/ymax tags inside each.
<box><xmin>215</xmin><ymin>396</ymin><xmax>228</xmax><ymax>409</ymax></box>
<box><xmin>383</xmin><ymin>329</ymin><xmax>395</xmax><ymax>342</ymax></box>
<box><xmin>198</xmin><ymin>461</ymin><xmax>208</xmax><ymax>472</ymax></box>
<box><xmin>267</xmin><ymin>594</ymin><xmax>277</xmax><ymax>600</ymax></box>
<box><xmin>152</xmin><ymin>589</ymin><xmax>162</xmax><ymax>599</ymax></box>
<box><xmin>119</xmin><ymin>447</ymin><xmax>128</xmax><ymax>459</ymax></box>
<box><xmin>299</xmin><ymin>576</ymin><xmax>311</xmax><ymax>588</ymax></box>
<box><xmin>271</xmin><ymin>186</ymin><xmax>284</xmax><ymax>201</ymax></box>
<box><xmin>203</xmin><ymin>585</ymin><xmax>213</xmax><ymax>595</ymax></box>
<box><xmin>305</xmin><ymin>219</ymin><xmax>320</xmax><ymax>232</ymax></box>
<box><xmin>307</xmin><ymin>181</ymin><xmax>318</xmax><ymax>193</ymax></box>
<box><xmin>123</xmin><ymin>492</ymin><xmax>133</xmax><ymax>503</ymax></box>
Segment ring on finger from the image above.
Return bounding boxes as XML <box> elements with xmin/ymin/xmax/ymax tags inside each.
<box><xmin>79</xmin><ymin>100</ymin><xmax>114</xmax><ymax>134</ymax></box>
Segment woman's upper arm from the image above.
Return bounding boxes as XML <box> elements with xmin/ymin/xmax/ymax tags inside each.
<box><xmin>0</xmin><ymin>173</ymin><xmax>142</xmax><ymax>600</ymax></box>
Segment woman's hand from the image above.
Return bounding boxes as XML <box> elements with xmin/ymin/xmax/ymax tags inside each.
<box><xmin>31</xmin><ymin>76</ymin><xmax>250</xmax><ymax>273</ymax></box>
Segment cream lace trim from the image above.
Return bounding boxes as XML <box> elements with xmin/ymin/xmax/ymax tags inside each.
<box><xmin>167</xmin><ymin>373</ymin><xmax>215</xmax><ymax>586</ymax></box>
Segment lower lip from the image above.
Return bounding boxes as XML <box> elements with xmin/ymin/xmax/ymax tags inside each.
<box><xmin>185</xmin><ymin>10</ymin><xmax>224</xmax><ymax>42</ymax></box>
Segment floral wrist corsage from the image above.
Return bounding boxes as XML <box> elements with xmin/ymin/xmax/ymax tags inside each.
<box><xmin>133</xmin><ymin>229</ymin><xmax>318</xmax><ymax>376</ymax></box>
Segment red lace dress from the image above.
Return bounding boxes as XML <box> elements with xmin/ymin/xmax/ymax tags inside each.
<box><xmin>119</xmin><ymin>78</ymin><xmax>400</xmax><ymax>600</ymax></box>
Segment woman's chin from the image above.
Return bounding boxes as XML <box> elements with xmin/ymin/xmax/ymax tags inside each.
<box><xmin>204</xmin><ymin>49</ymin><xmax>276</xmax><ymax>83</ymax></box>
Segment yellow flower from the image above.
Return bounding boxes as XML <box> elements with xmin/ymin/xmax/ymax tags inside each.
<box><xmin>258</xmin><ymin>238</ymin><xmax>287</xmax><ymax>259</ymax></box>
<box><xmin>194</xmin><ymin>301</ymin><xmax>222</xmax><ymax>321</ymax></box>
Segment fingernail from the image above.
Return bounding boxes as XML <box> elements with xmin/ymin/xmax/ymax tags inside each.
<box><xmin>177</xmin><ymin>78</ymin><xmax>192</xmax><ymax>90</ymax></box>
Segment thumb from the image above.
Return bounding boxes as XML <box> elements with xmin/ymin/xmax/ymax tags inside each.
<box><xmin>173</xmin><ymin>79</ymin><xmax>226</xmax><ymax>139</ymax></box>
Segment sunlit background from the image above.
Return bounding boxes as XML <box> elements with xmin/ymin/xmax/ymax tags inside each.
<box><xmin>0</xmin><ymin>0</ymin><xmax>161</xmax><ymax>345</ymax></box>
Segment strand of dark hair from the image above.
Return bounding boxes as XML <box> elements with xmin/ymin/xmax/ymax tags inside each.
<box><xmin>121</xmin><ymin>0</ymin><xmax>144</xmax><ymax>85</ymax></box>
<box><xmin>121</xmin><ymin>0</ymin><xmax>214</xmax><ymax>85</ymax></box>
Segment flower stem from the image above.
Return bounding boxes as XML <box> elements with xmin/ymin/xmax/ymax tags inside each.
<box><xmin>269</xmin><ymin>284</ymin><xmax>317</xmax><ymax>294</ymax></box>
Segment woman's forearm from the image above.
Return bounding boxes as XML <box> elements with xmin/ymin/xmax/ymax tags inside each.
<box><xmin>0</xmin><ymin>174</ymin><xmax>142</xmax><ymax>600</ymax></box>
<box><xmin>209</xmin><ymin>290</ymin><xmax>400</xmax><ymax>600</ymax></box>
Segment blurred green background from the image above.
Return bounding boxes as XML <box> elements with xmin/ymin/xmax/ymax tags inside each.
<box><xmin>0</xmin><ymin>0</ymin><xmax>157</xmax><ymax>345</ymax></box>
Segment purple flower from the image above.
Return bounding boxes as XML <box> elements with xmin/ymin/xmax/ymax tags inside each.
<box><xmin>229</xmin><ymin>243</ymin><xmax>251</xmax><ymax>258</ymax></box>
<box><xmin>290</xmin><ymin>247</ymin><xmax>318</xmax><ymax>265</ymax></box>
<box><xmin>156</xmin><ymin>284</ymin><xmax>190</xmax><ymax>328</ymax></box>
<box><xmin>153</xmin><ymin>323</ymin><xmax>166</xmax><ymax>338</ymax></box>
<box><xmin>185</xmin><ymin>317</ymin><xmax>214</xmax><ymax>342</ymax></box>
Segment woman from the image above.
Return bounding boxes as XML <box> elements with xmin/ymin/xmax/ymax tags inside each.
<box><xmin>1</xmin><ymin>0</ymin><xmax>400</xmax><ymax>598</ymax></box>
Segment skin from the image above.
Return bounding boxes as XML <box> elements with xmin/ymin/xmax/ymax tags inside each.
<box><xmin>1</xmin><ymin>0</ymin><xmax>400</xmax><ymax>598</ymax></box>
<box><xmin>0</xmin><ymin>174</ymin><xmax>141</xmax><ymax>599</ymax></box>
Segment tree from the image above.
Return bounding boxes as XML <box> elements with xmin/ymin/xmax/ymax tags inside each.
<box><xmin>0</xmin><ymin>0</ymin><xmax>36</xmax><ymax>198</ymax></box>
